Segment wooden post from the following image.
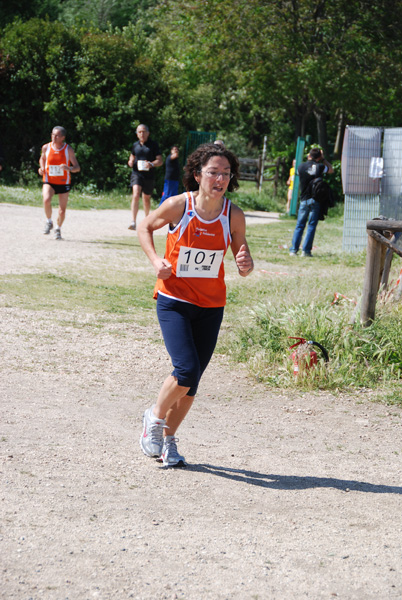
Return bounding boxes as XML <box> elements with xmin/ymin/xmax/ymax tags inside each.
<box><xmin>360</xmin><ymin>233</ymin><xmax>386</xmax><ymax>326</ymax></box>
<box><xmin>273</xmin><ymin>157</ymin><xmax>281</xmax><ymax>197</ymax></box>
<box><xmin>380</xmin><ymin>231</ymin><xmax>402</xmax><ymax>289</ymax></box>
<box><xmin>258</xmin><ymin>135</ymin><xmax>267</xmax><ymax>193</ymax></box>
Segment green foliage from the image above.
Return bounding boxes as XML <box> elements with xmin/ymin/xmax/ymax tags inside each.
<box><xmin>230</xmin><ymin>187</ymin><xmax>282</xmax><ymax>212</ymax></box>
<box><xmin>0</xmin><ymin>19</ymin><xmax>81</xmax><ymax>171</ymax></box>
<box><xmin>152</xmin><ymin>0</ymin><xmax>402</xmax><ymax>153</ymax></box>
<box><xmin>328</xmin><ymin>160</ymin><xmax>343</xmax><ymax>203</ymax></box>
<box><xmin>0</xmin><ymin>19</ymin><xmax>181</xmax><ymax>191</ymax></box>
<box><xmin>0</xmin><ymin>0</ymin><xmax>60</xmax><ymax>28</ymax></box>
<box><xmin>57</xmin><ymin>0</ymin><xmax>159</xmax><ymax>32</ymax></box>
<box><xmin>47</xmin><ymin>25</ymin><xmax>166</xmax><ymax>189</ymax></box>
<box><xmin>2</xmin><ymin>1</ymin><xmax>402</xmax><ymax>191</ymax></box>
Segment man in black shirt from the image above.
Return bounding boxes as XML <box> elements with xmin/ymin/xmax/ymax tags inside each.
<box><xmin>289</xmin><ymin>147</ymin><xmax>333</xmax><ymax>257</ymax></box>
<box><xmin>127</xmin><ymin>124</ymin><xmax>163</xmax><ymax>230</ymax></box>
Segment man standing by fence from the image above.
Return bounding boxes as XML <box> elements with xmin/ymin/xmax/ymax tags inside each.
<box><xmin>289</xmin><ymin>148</ymin><xmax>333</xmax><ymax>257</ymax></box>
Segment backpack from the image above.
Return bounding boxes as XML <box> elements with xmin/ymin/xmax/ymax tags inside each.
<box><xmin>309</xmin><ymin>177</ymin><xmax>335</xmax><ymax>207</ymax></box>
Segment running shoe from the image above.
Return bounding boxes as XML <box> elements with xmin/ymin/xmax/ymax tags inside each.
<box><xmin>128</xmin><ymin>222</ymin><xmax>136</xmax><ymax>230</ymax></box>
<box><xmin>160</xmin><ymin>436</ymin><xmax>187</xmax><ymax>468</ymax></box>
<box><xmin>54</xmin><ymin>228</ymin><xmax>62</xmax><ymax>240</ymax></box>
<box><xmin>301</xmin><ymin>251</ymin><xmax>313</xmax><ymax>257</ymax></box>
<box><xmin>140</xmin><ymin>406</ymin><xmax>166</xmax><ymax>458</ymax></box>
<box><xmin>44</xmin><ymin>221</ymin><xmax>53</xmax><ymax>234</ymax></box>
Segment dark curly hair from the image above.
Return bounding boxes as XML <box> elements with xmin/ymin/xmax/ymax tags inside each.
<box><xmin>183</xmin><ymin>143</ymin><xmax>240</xmax><ymax>192</ymax></box>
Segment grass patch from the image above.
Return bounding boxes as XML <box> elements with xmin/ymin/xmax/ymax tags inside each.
<box><xmin>0</xmin><ymin>273</ymin><xmax>156</xmax><ymax>314</ymax></box>
<box><xmin>0</xmin><ymin>183</ymin><xmax>133</xmax><ymax>210</ymax></box>
<box><xmin>230</xmin><ymin>184</ymin><xmax>283</xmax><ymax>212</ymax></box>
<box><xmin>219</xmin><ymin>300</ymin><xmax>402</xmax><ymax>395</ymax></box>
<box><xmin>219</xmin><ymin>204</ymin><xmax>402</xmax><ymax>398</ymax></box>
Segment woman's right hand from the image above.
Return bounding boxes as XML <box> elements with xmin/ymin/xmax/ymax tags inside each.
<box><xmin>153</xmin><ymin>258</ymin><xmax>172</xmax><ymax>280</ymax></box>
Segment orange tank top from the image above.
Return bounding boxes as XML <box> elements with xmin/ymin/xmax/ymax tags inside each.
<box><xmin>154</xmin><ymin>191</ymin><xmax>232</xmax><ymax>307</ymax></box>
<box><xmin>43</xmin><ymin>143</ymin><xmax>71</xmax><ymax>185</ymax></box>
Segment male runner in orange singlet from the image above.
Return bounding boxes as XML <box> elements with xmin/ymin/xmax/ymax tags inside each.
<box><xmin>38</xmin><ymin>126</ymin><xmax>80</xmax><ymax>240</ymax></box>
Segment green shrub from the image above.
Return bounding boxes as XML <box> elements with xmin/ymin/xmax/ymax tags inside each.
<box><xmin>223</xmin><ymin>300</ymin><xmax>402</xmax><ymax>393</ymax></box>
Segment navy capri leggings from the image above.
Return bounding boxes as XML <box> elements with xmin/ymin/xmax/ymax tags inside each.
<box><xmin>156</xmin><ymin>294</ymin><xmax>224</xmax><ymax>396</ymax></box>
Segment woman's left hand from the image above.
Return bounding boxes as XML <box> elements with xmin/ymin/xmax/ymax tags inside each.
<box><xmin>236</xmin><ymin>244</ymin><xmax>253</xmax><ymax>276</ymax></box>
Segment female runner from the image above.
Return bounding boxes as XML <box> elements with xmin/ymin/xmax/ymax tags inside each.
<box><xmin>138</xmin><ymin>143</ymin><xmax>253</xmax><ymax>467</ymax></box>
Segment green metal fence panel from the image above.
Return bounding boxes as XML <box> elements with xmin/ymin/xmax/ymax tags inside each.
<box><xmin>290</xmin><ymin>136</ymin><xmax>306</xmax><ymax>216</ymax></box>
<box><xmin>184</xmin><ymin>131</ymin><xmax>216</xmax><ymax>163</ymax></box>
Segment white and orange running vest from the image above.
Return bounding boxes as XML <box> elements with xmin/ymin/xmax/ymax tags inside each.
<box><xmin>154</xmin><ymin>191</ymin><xmax>232</xmax><ymax>307</ymax></box>
<box><xmin>42</xmin><ymin>143</ymin><xmax>71</xmax><ymax>185</ymax></box>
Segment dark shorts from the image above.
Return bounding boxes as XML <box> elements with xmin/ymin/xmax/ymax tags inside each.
<box><xmin>156</xmin><ymin>294</ymin><xmax>224</xmax><ymax>396</ymax></box>
<box><xmin>43</xmin><ymin>183</ymin><xmax>71</xmax><ymax>195</ymax></box>
<box><xmin>130</xmin><ymin>172</ymin><xmax>155</xmax><ymax>195</ymax></box>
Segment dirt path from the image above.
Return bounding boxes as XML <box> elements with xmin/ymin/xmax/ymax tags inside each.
<box><xmin>1</xmin><ymin>204</ymin><xmax>402</xmax><ymax>600</ymax></box>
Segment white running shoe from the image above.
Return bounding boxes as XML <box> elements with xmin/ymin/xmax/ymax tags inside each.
<box><xmin>44</xmin><ymin>221</ymin><xmax>53</xmax><ymax>234</ymax></box>
<box><xmin>54</xmin><ymin>228</ymin><xmax>62</xmax><ymax>240</ymax></box>
<box><xmin>140</xmin><ymin>406</ymin><xmax>166</xmax><ymax>458</ymax></box>
<box><xmin>160</xmin><ymin>436</ymin><xmax>187</xmax><ymax>468</ymax></box>
<box><xmin>128</xmin><ymin>222</ymin><xmax>136</xmax><ymax>230</ymax></box>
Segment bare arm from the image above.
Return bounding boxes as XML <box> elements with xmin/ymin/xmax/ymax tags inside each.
<box><xmin>230</xmin><ymin>204</ymin><xmax>254</xmax><ymax>277</ymax></box>
<box><xmin>323</xmin><ymin>159</ymin><xmax>334</xmax><ymax>174</ymax></box>
<box><xmin>320</xmin><ymin>151</ymin><xmax>333</xmax><ymax>174</ymax></box>
<box><xmin>137</xmin><ymin>194</ymin><xmax>186</xmax><ymax>280</ymax></box>
<box><xmin>147</xmin><ymin>154</ymin><xmax>163</xmax><ymax>170</ymax></box>
<box><xmin>38</xmin><ymin>144</ymin><xmax>48</xmax><ymax>176</ymax></box>
<box><xmin>63</xmin><ymin>146</ymin><xmax>80</xmax><ymax>173</ymax></box>
<box><xmin>128</xmin><ymin>153</ymin><xmax>135</xmax><ymax>168</ymax></box>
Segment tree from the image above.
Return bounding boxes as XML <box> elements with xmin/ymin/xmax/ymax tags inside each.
<box><xmin>152</xmin><ymin>0</ymin><xmax>402</xmax><ymax>155</ymax></box>
<box><xmin>57</xmin><ymin>0</ymin><xmax>159</xmax><ymax>31</ymax></box>
<box><xmin>0</xmin><ymin>0</ymin><xmax>60</xmax><ymax>29</ymax></box>
<box><xmin>0</xmin><ymin>19</ymin><xmax>80</xmax><ymax>173</ymax></box>
<box><xmin>0</xmin><ymin>19</ymin><xmax>186</xmax><ymax>188</ymax></box>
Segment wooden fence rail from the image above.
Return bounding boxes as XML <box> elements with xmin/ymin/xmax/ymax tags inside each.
<box><xmin>238</xmin><ymin>156</ymin><xmax>286</xmax><ymax>195</ymax></box>
<box><xmin>361</xmin><ymin>217</ymin><xmax>402</xmax><ymax>326</ymax></box>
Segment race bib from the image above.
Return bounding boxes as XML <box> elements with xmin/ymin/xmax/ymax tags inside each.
<box><xmin>177</xmin><ymin>246</ymin><xmax>224</xmax><ymax>278</ymax></box>
<box><xmin>48</xmin><ymin>165</ymin><xmax>64</xmax><ymax>177</ymax></box>
<box><xmin>137</xmin><ymin>160</ymin><xmax>149</xmax><ymax>172</ymax></box>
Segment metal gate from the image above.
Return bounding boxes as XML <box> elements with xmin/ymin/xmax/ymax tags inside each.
<box><xmin>342</xmin><ymin>126</ymin><xmax>402</xmax><ymax>251</ymax></box>
<box><xmin>184</xmin><ymin>131</ymin><xmax>216</xmax><ymax>164</ymax></box>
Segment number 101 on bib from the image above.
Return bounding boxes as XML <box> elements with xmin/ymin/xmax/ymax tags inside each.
<box><xmin>177</xmin><ymin>246</ymin><xmax>224</xmax><ymax>278</ymax></box>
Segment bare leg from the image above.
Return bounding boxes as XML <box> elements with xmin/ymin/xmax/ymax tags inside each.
<box><xmin>153</xmin><ymin>374</ymin><xmax>190</xmax><ymax>418</ymax></box>
<box><xmin>152</xmin><ymin>374</ymin><xmax>195</xmax><ymax>435</ymax></box>
<box><xmin>56</xmin><ymin>193</ymin><xmax>69</xmax><ymax>228</ymax></box>
<box><xmin>131</xmin><ymin>185</ymin><xmax>142</xmax><ymax>223</ymax></box>
<box><xmin>165</xmin><ymin>395</ymin><xmax>195</xmax><ymax>436</ymax></box>
<box><xmin>43</xmin><ymin>184</ymin><xmax>55</xmax><ymax>219</ymax></box>
<box><xmin>286</xmin><ymin>187</ymin><xmax>292</xmax><ymax>213</ymax></box>
<box><xmin>142</xmin><ymin>193</ymin><xmax>151</xmax><ymax>217</ymax></box>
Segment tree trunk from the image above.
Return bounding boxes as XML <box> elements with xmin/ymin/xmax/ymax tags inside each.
<box><xmin>333</xmin><ymin>110</ymin><xmax>345</xmax><ymax>159</ymax></box>
<box><xmin>313</xmin><ymin>107</ymin><xmax>329</xmax><ymax>156</ymax></box>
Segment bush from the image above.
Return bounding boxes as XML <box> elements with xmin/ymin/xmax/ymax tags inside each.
<box><xmin>224</xmin><ymin>300</ymin><xmax>402</xmax><ymax>394</ymax></box>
